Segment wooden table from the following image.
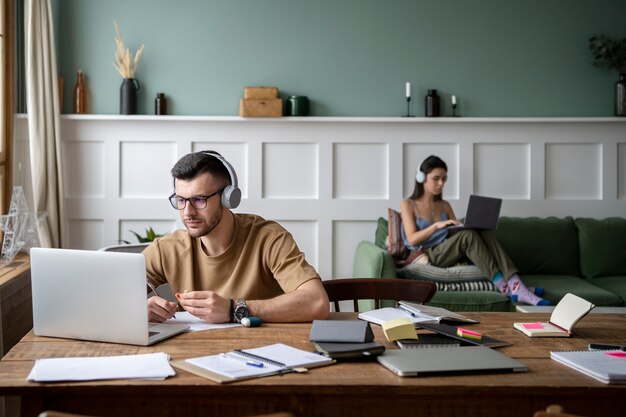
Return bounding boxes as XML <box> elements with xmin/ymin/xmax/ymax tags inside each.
<box><xmin>1</xmin><ymin>312</ymin><xmax>625</xmax><ymax>417</ymax></box>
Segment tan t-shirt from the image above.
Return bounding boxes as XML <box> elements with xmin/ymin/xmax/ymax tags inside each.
<box><xmin>143</xmin><ymin>213</ymin><xmax>320</xmax><ymax>300</ymax></box>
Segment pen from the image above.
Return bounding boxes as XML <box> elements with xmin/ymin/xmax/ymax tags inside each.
<box><xmin>223</xmin><ymin>353</ymin><xmax>264</xmax><ymax>368</ymax></box>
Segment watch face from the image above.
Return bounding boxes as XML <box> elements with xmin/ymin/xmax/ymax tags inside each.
<box><xmin>234</xmin><ymin>305</ymin><xmax>249</xmax><ymax>322</ymax></box>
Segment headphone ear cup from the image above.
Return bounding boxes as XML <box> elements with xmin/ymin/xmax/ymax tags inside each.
<box><xmin>221</xmin><ymin>185</ymin><xmax>242</xmax><ymax>209</ymax></box>
<box><xmin>416</xmin><ymin>170</ymin><xmax>425</xmax><ymax>183</ymax></box>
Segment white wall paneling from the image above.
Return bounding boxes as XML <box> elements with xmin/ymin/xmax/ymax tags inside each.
<box><xmin>13</xmin><ymin>115</ymin><xmax>626</xmax><ymax>280</ymax></box>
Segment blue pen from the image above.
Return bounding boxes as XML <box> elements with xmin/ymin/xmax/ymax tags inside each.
<box><xmin>223</xmin><ymin>353</ymin><xmax>265</xmax><ymax>368</ymax></box>
<box><xmin>245</xmin><ymin>360</ymin><xmax>264</xmax><ymax>368</ymax></box>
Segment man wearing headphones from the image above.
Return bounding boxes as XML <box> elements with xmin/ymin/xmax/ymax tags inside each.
<box><xmin>145</xmin><ymin>151</ymin><xmax>329</xmax><ymax>323</ymax></box>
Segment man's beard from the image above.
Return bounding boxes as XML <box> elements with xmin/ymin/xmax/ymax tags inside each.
<box><xmin>184</xmin><ymin>210</ymin><xmax>223</xmax><ymax>238</ymax></box>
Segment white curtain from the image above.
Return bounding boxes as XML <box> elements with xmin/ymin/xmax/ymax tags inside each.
<box><xmin>24</xmin><ymin>0</ymin><xmax>66</xmax><ymax>248</ymax></box>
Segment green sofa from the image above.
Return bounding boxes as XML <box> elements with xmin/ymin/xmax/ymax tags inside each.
<box><xmin>353</xmin><ymin>216</ymin><xmax>626</xmax><ymax>312</ymax></box>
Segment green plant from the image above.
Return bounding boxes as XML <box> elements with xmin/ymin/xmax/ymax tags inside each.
<box><xmin>589</xmin><ymin>35</ymin><xmax>626</xmax><ymax>74</ymax></box>
<box><xmin>121</xmin><ymin>226</ymin><xmax>163</xmax><ymax>244</ymax></box>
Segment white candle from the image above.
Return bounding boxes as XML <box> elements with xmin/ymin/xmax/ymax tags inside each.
<box><xmin>406</xmin><ymin>82</ymin><xmax>411</xmax><ymax>98</ymax></box>
<box><xmin>451</xmin><ymin>95</ymin><xmax>457</xmax><ymax>105</ymax></box>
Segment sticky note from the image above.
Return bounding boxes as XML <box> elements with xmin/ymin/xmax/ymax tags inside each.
<box><xmin>456</xmin><ymin>327</ymin><xmax>482</xmax><ymax>340</ymax></box>
<box><xmin>523</xmin><ymin>322</ymin><xmax>544</xmax><ymax>330</ymax></box>
<box><xmin>605</xmin><ymin>351</ymin><xmax>626</xmax><ymax>358</ymax></box>
<box><xmin>382</xmin><ymin>318</ymin><xmax>418</xmax><ymax>342</ymax></box>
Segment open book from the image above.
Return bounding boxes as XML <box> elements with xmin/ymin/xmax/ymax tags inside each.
<box><xmin>170</xmin><ymin>343</ymin><xmax>334</xmax><ymax>383</ymax></box>
<box><xmin>514</xmin><ymin>293</ymin><xmax>594</xmax><ymax>337</ymax></box>
<box><xmin>358</xmin><ymin>302</ymin><xmax>477</xmax><ymax>326</ymax></box>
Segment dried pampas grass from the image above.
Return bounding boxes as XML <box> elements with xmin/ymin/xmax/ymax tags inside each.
<box><xmin>113</xmin><ymin>21</ymin><xmax>144</xmax><ymax>79</ymax></box>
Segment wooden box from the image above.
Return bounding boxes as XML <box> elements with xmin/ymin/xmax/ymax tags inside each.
<box><xmin>244</xmin><ymin>87</ymin><xmax>279</xmax><ymax>99</ymax></box>
<box><xmin>239</xmin><ymin>98</ymin><xmax>283</xmax><ymax>117</ymax></box>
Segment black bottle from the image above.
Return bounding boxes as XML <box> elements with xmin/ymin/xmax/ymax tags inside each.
<box><xmin>425</xmin><ymin>89</ymin><xmax>440</xmax><ymax>117</ymax></box>
<box><xmin>155</xmin><ymin>92</ymin><xmax>167</xmax><ymax>115</ymax></box>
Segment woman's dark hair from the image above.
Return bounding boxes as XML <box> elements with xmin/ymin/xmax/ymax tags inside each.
<box><xmin>171</xmin><ymin>151</ymin><xmax>230</xmax><ymax>187</ymax></box>
<box><xmin>408</xmin><ymin>155</ymin><xmax>448</xmax><ymax>200</ymax></box>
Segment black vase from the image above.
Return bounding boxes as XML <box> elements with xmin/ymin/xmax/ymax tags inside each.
<box><xmin>616</xmin><ymin>73</ymin><xmax>626</xmax><ymax>117</ymax></box>
<box><xmin>120</xmin><ymin>78</ymin><xmax>140</xmax><ymax>115</ymax></box>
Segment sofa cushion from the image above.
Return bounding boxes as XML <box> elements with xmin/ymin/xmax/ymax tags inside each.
<box><xmin>386</xmin><ymin>208</ymin><xmax>406</xmax><ymax>258</ymax></box>
<box><xmin>521</xmin><ymin>275</ymin><xmax>623</xmax><ymax>307</ymax></box>
<box><xmin>586</xmin><ymin>276</ymin><xmax>626</xmax><ymax>305</ymax></box>
<box><xmin>576</xmin><ymin>217</ymin><xmax>626</xmax><ymax>279</ymax></box>
<box><xmin>375</xmin><ymin>217</ymin><xmax>388</xmax><ymax>249</ymax></box>
<box><xmin>494</xmin><ymin>217</ymin><xmax>580</xmax><ymax>277</ymax></box>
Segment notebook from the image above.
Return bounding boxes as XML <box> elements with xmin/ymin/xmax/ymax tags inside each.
<box><xmin>395</xmin><ymin>334</ymin><xmax>461</xmax><ymax>349</ymax></box>
<box><xmin>171</xmin><ymin>343</ymin><xmax>335</xmax><ymax>383</ymax></box>
<box><xmin>514</xmin><ymin>293</ymin><xmax>594</xmax><ymax>337</ymax></box>
<box><xmin>448</xmin><ymin>194</ymin><xmax>502</xmax><ymax>230</ymax></box>
<box><xmin>550</xmin><ymin>350</ymin><xmax>626</xmax><ymax>384</ymax></box>
<box><xmin>30</xmin><ymin>247</ymin><xmax>189</xmax><ymax>346</ymax></box>
<box><xmin>377</xmin><ymin>346</ymin><xmax>527</xmax><ymax>377</ymax></box>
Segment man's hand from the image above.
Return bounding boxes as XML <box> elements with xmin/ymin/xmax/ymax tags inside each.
<box><xmin>147</xmin><ymin>296</ymin><xmax>177</xmax><ymax>322</ymax></box>
<box><xmin>176</xmin><ymin>290</ymin><xmax>231</xmax><ymax>323</ymax></box>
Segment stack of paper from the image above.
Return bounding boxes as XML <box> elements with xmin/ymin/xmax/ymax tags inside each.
<box><xmin>27</xmin><ymin>352</ymin><xmax>175</xmax><ymax>382</ymax></box>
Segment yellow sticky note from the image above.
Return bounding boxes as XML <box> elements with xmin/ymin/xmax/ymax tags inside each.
<box><xmin>382</xmin><ymin>318</ymin><xmax>418</xmax><ymax>342</ymax></box>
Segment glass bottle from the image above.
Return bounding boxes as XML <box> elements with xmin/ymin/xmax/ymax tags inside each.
<box><xmin>425</xmin><ymin>89</ymin><xmax>440</xmax><ymax>117</ymax></box>
<box><xmin>616</xmin><ymin>73</ymin><xmax>626</xmax><ymax>117</ymax></box>
<box><xmin>155</xmin><ymin>92</ymin><xmax>167</xmax><ymax>115</ymax></box>
<box><xmin>72</xmin><ymin>70</ymin><xmax>86</xmax><ymax>114</ymax></box>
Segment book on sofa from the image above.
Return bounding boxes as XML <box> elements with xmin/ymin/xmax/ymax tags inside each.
<box><xmin>514</xmin><ymin>293</ymin><xmax>595</xmax><ymax>337</ymax></box>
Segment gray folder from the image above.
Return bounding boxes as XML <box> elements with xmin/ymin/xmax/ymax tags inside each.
<box><xmin>377</xmin><ymin>346</ymin><xmax>527</xmax><ymax>377</ymax></box>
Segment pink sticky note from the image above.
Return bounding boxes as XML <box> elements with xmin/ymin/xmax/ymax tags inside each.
<box><xmin>605</xmin><ymin>351</ymin><xmax>626</xmax><ymax>358</ymax></box>
<box><xmin>523</xmin><ymin>322</ymin><xmax>544</xmax><ymax>329</ymax></box>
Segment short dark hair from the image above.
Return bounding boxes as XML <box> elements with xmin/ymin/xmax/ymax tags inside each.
<box><xmin>171</xmin><ymin>151</ymin><xmax>231</xmax><ymax>187</ymax></box>
<box><xmin>409</xmin><ymin>155</ymin><xmax>448</xmax><ymax>200</ymax></box>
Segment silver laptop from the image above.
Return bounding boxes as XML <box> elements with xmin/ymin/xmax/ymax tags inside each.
<box><xmin>377</xmin><ymin>346</ymin><xmax>527</xmax><ymax>377</ymax></box>
<box><xmin>31</xmin><ymin>247</ymin><xmax>189</xmax><ymax>345</ymax></box>
<box><xmin>448</xmin><ymin>194</ymin><xmax>502</xmax><ymax>230</ymax></box>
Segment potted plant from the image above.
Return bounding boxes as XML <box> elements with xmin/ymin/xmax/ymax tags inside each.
<box><xmin>589</xmin><ymin>35</ymin><xmax>626</xmax><ymax>116</ymax></box>
<box><xmin>120</xmin><ymin>226</ymin><xmax>163</xmax><ymax>244</ymax></box>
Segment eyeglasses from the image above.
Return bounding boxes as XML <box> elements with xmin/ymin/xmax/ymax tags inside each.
<box><xmin>168</xmin><ymin>189</ymin><xmax>222</xmax><ymax>210</ymax></box>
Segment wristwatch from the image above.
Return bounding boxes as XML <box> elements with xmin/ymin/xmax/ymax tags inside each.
<box><xmin>234</xmin><ymin>298</ymin><xmax>250</xmax><ymax>323</ymax></box>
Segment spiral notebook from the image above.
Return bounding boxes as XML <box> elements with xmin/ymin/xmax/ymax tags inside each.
<box><xmin>171</xmin><ymin>343</ymin><xmax>334</xmax><ymax>383</ymax></box>
<box><xmin>550</xmin><ymin>350</ymin><xmax>626</xmax><ymax>384</ymax></box>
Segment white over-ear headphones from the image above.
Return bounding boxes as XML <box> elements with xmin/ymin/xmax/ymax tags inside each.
<box><xmin>415</xmin><ymin>158</ymin><xmax>427</xmax><ymax>183</ymax></box>
<box><xmin>202</xmin><ymin>151</ymin><xmax>241</xmax><ymax>209</ymax></box>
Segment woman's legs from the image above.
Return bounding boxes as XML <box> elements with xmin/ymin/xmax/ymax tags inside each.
<box><xmin>427</xmin><ymin>230</ymin><xmax>550</xmax><ymax>305</ymax></box>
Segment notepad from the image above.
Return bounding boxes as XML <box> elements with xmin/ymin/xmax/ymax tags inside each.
<box><xmin>550</xmin><ymin>350</ymin><xmax>626</xmax><ymax>384</ymax></box>
<box><xmin>171</xmin><ymin>343</ymin><xmax>334</xmax><ymax>383</ymax></box>
<box><xmin>514</xmin><ymin>293</ymin><xmax>594</xmax><ymax>337</ymax></box>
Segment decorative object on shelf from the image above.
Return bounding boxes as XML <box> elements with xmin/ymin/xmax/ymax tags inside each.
<box><xmin>403</xmin><ymin>82</ymin><xmax>414</xmax><ymax>117</ymax></box>
<box><xmin>155</xmin><ymin>92</ymin><xmax>167</xmax><ymax>115</ymax></box>
<box><xmin>425</xmin><ymin>89</ymin><xmax>440</xmax><ymax>117</ymax></box>
<box><xmin>239</xmin><ymin>86</ymin><xmax>283</xmax><ymax>117</ymax></box>
<box><xmin>113</xmin><ymin>21</ymin><xmax>145</xmax><ymax>115</ymax></box>
<box><xmin>72</xmin><ymin>70</ymin><xmax>86</xmax><ymax>114</ymax></box>
<box><xmin>589</xmin><ymin>35</ymin><xmax>626</xmax><ymax>116</ymax></box>
<box><xmin>286</xmin><ymin>95</ymin><xmax>309</xmax><ymax>116</ymax></box>
<box><xmin>451</xmin><ymin>94</ymin><xmax>458</xmax><ymax>117</ymax></box>
<box><xmin>0</xmin><ymin>186</ymin><xmax>46</xmax><ymax>264</ymax></box>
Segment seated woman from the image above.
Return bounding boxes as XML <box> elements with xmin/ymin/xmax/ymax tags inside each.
<box><xmin>400</xmin><ymin>155</ymin><xmax>549</xmax><ymax>306</ymax></box>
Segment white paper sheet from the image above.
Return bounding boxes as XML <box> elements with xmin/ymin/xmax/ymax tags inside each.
<box><xmin>27</xmin><ymin>352</ymin><xmax>175</xmax><ymax>382</ymax></box>
<box><xmin>166</xmin><ymin>311</ymin><xmax>241</xmax><ymax>332</ymax></box>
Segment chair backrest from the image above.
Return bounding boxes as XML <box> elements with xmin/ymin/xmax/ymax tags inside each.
<box><xmin>98</xmin><ymin>243</ymin><xmax>150</xmax><ymax>253</ymax></box>
<box><xmin>323</xmin><ymin>278</ymin><xmax>436</xmax><ymax>312</ymax></box>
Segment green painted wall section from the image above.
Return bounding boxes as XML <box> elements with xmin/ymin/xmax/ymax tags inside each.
<box><xmin>55</xmin><ymin>0</ymin><xmax>626</xmax><ymax>117</ymax></box>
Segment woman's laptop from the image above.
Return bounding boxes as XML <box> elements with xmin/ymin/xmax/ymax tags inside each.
<box><xmin>448</xmin><ymin>195</ymin><xmax>502</xmax><ymax>230</ymax></box>
<box><xmin>30</xmin><ymin>247</ymin><xmax>188</xmax><ymax>345</ymax></box>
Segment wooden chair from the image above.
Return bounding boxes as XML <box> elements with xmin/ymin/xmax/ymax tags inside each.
<box><xmin>98</xmin><ymin>243</ymin><xmax>149</xmax><ymax>253</ymax></box>
<box><xmin>533</xmin><ymin>404</ymin><xmax>586</xmax><ymax>417</ymax></box>
<box><xmin>323</xmin><ymin>278</ymin><xmax>436</xmax><ymax>312</ymax></box>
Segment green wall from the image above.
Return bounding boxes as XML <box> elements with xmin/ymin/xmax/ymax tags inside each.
<box><xmin>55</xmin><ymin>0</ymin><xmax>626</xmax><ymax>117</ymax></box>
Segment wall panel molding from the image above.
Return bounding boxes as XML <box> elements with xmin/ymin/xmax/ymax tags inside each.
<box><xmin>13</xmin><ymin>115</ymin><xmax>626</xmax><ymax>279</ymax></box>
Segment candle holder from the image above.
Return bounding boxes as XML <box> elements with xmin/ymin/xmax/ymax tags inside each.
<box><xmin>402</xmin><ymin>96</ymin><xmax>414</xmax><ymax>117</ymax></box>
<box><xmin>451</xmin><ymin>102</ymin><xmax>457</xmax><ymax>117</ymax></box>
